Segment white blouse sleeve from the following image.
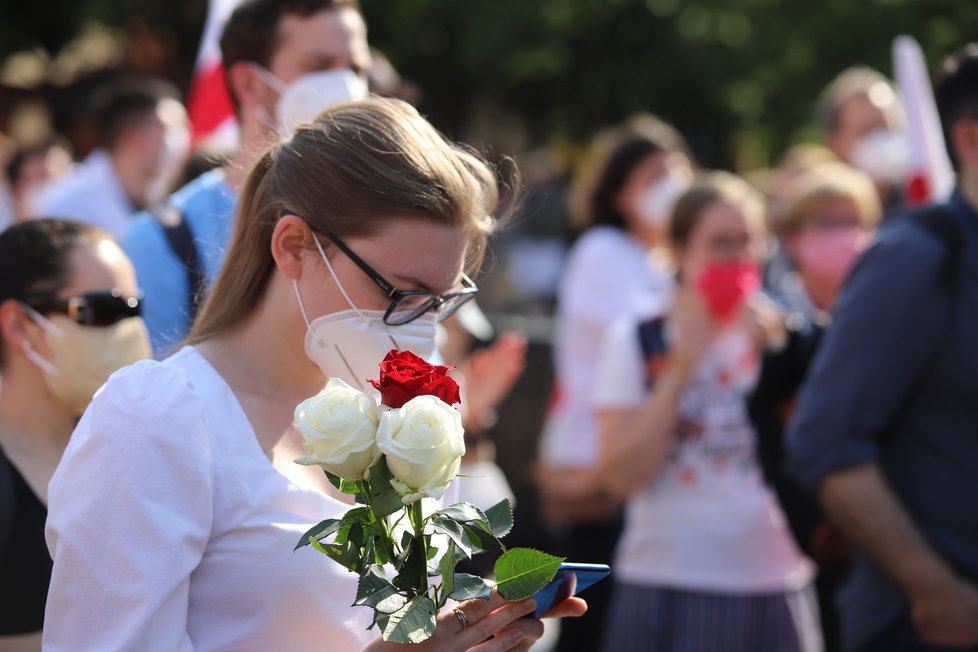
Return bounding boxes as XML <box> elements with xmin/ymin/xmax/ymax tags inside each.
<box><xmin>561</xmin><ymin>230</ymin><xmax>652</xmax><ymax>334</ymax></box>
<box><xmin>592</xmin><ymin>315</ymin><xmax>648</xmax><ymax>410</ymax></box>
<box><xmin>44</xmin><ymin>359</ymin><xmax>214</xmax><ymax>651</ymax></box>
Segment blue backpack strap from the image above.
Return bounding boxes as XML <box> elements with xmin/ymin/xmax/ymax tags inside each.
<box><xmin>152</xmin><ymin>205</ymin><xmax>206</xmax><ymax>323</ymax></box>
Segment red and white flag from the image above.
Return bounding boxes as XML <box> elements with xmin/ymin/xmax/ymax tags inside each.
<box><xmin>893</xmin><ymin>35</ymin><xmax>955</xmax><ymax>206</ymax></box>
<box><xmin>187</xmin><ymin>0</ymin><xmax>243</xmax><ymax>147</ymax></box>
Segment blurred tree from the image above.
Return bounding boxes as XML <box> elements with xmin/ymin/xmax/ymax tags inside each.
<box><xmin>0</xmin><ymin>0</ymin><xmax>974</xmax><ymax>167</ymax></box>
<box><xmin>360</xmin><ymin>0</ymin><xmax>976</xmax><ymax>167</ymax></box>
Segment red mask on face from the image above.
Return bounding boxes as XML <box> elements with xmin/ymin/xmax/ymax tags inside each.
<box><xmin>695</xmin><ymin>261</ymin><xmax>761</xmax><ymax>323</ymax></box>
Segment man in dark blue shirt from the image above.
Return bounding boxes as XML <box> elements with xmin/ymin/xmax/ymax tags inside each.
<box><xmin>788</xmin><ymin>45</ymin><xmax>978</xmax><ymax>652</ymax></box>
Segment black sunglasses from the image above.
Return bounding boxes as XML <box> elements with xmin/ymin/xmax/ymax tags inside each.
<box><xmin>24</xmin><ymin>289</ymin><xmax>142</xmax><ymax>327</ymax></box>
<box><xmin>283</xmin><ymin>212</ymin><xmax>479</xmax><ymax>325</ymax></box>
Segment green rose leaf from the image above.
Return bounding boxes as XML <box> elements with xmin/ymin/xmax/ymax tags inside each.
<box><xmin>368</xmin><ymin>461</ymin><xmax>406</xmax><ymax>519</ymax></box>
<box><xmin>484</xmin><ymin>499</ymin><xmax>514</xmax><ymax>538</ymax></box>
<box><xmin>493</xmin><ymin>548</ymin><xmax>564</xmax><ymax>601</ymax></box>
<box><xmin>449</xmin><ymin>573</ymin><xmax>494</xmax><ymax>601</ymax></box>
<box><xmin>462</xmin><ymin>522</ymin><xmax>503</xmax><ymax>553</ymax></box>
<box><xmin>294</xmin><ymin>518</ymin><xmax>344</xmax><ymax>551</ymax></box>
<box><xmin>355</xmin><ymin>565</ymin><xmax>408</xmax><ymax>615</ymax></box>
<box><xmin>314</xmin><ymin>522</ymin><xmax>366</xmax><ymax>572</ymax></box>
<box><xmin>435</xmin><ymin>502</ymin><xmax>490</xmax><ymax>527</ymax></box>
<box><xmin>377</xmin><ymin>595</ymin><xmax>437</xmax><ymax>643</ymax></box>
<box><xmin>392</xmin><ymin>535</ymin><xmax>427</xmax><ymax>593</ymax></box>
<box><xmin>429</xmin><ymin>517</ymin><xmax>474</xmax><ymax>559</ymax></box>
<box><xmin>324</xmin><ymin>470</ymin><xmax>363</xmax><ymax>495</ymax></box>
<box><xmin>437</xmin><ymin>541</ymin><xmax>457</xmax><ymax>608</ymax></box>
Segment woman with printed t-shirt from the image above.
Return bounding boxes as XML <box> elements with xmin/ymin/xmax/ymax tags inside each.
<box><xmin>43</xmin><ymin>99</ymin><xmax>584</xmax><ymax>652</ymax></box>
<box><xmin>0</xmin><ymin>219</ymin><xmax>151</xmax><ymax>650</ymax></box>
<box><xmin>592</xmin><ymin>173</ymin><xmax>820</xmax><ymax>651</ymax></box>
<box><xmin>536</xmin><ymin>115</ymin><xmax>693</xmax><ymax>652</ymax></box>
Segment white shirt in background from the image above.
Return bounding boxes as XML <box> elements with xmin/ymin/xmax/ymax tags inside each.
<box><xmin>594</xmin><ymin>315</ymin><xmax>814</xmax><ymax>593</ymax></box>
<box><xmin>538</xmin><ymin>226</ymin><xmax>673</xmax><ymax>468</ymax></box>
<box><xmin>36</xmin><ymin>149</ymin><xmax>135</xmax><ymax>240</ymax></box>
<box><xmin>44</xmin><ymin>347</ymin><xmax>376</xmax><ymax>651</ymax></box>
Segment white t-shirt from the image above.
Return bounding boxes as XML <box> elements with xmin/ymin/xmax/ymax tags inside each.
<box><xmin>44</xmin><ymin>347</ymin><xmax>376</xmax><ymax>651</ymax></box>
<box><xmin>36</xmin><ymin>149</ymin><xmax>135</xmax><ymax>240</ymax></box>
<box><xmin>594</xmin><ymin>315</ymin><xmax>814</xmax><ymax>593</ymax></box>
<box><xmin>538</xmin><ymin>226</ymin><xmax>673</xmax><ymax>468</ymax></box>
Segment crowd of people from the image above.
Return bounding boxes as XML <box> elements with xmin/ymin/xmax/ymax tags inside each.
<box><xmin>0</xmin><ymin>1</ymin><xmax>976</xmax><ymax>651</ymax></box>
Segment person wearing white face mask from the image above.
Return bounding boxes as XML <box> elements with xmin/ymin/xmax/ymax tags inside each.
<box><xmin>123</xmin><ymin>0</ymin><xmax>374</xmax><ymax>355</ymax></box>
<box><xmin>816</xmin><ymin>67</ymin><xmax>908</xmax><ymax>209</ymax></box>
<box><xmin>43</xmin><ymin>98</ymin><xmax>586</xmax><ymax>652</ymax></box>
<box><xmin>0</xmin><ymin>219</ymin><xmax>150</xmax><ymax>650</ymax></box>
<box><xmin>535</xmin><ymin>114</ymin><xmax>693</xmax><ymax>652</ymax></box>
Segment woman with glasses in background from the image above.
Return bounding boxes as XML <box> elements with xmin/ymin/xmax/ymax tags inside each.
<box><xmin>42</xmin><ymin>98</ymin><xmax>584</xmax><ymax>652</ymax></box>
<box><xmin>0</xmin><ymin>219</ymin><xmax>150</xmax><ymax>651</ymax></box>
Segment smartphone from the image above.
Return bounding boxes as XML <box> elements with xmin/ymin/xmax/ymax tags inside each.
<box><xmin>531</xmin><ymin>562</ymin><xmax>611</xmax><ymax>617</ymax></box>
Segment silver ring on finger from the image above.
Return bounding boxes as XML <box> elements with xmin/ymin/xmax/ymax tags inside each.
<box><xmin>453</xmin><ymin>607</ymin><xmax>469</xmax><ymax>628</ymax></box>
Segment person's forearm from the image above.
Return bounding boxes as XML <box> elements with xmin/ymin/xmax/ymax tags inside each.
<box><xmin>818</xmin><ymin>463</ymin><xmax>958</xmax><ymax>600</ymax></box>
<box><xmin>600</xmin><ymin>377</ymin><xmax>682</xmax><ymax>500</ymax></box>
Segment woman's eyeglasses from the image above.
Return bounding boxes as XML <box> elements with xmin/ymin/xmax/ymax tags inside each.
<box><xmin>283</xmin><ymin>212</ymin><xmax>479</xmax><ymax>325</ymax></box>
<box><xmin>24</xmin><ymin>289</ymin><xmax>142</xmax><ymax>327</ymax></box>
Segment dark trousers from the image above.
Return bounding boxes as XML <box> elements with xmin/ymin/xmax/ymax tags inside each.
<box><xmin>552</xmin><ymin>517</ymin><xmax>622</xmax><ymax>652</ymax></box>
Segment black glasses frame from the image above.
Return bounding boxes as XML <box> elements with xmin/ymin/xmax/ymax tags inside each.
<box><xmin>282</xmin><ymin>212</ymin><xmax>479</xmax><ymax>325</ymax></box>
<box><xmin>24</xmin><ymin>289</ymin><xmax>141</xmax><ymax>327</ymax></box>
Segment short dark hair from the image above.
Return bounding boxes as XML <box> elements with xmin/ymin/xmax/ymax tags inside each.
<box><xmin>220</xmin><ymin>0</ymin><xmax>360</xmax><ymax>101</ymax></box>
<box><xmin>0</xmin><ymin>219</ymin><xmax>111</xmax><ymax>365</ymax></box>
<box><xmin>935</xmin><ymin>44</ymin><xmax>978</xmax><ymax>171</ymax></box>
<box><xmin>93</xmin><ymin>78</ymin><xmax>180</xmax><ymax>151</ymax></box>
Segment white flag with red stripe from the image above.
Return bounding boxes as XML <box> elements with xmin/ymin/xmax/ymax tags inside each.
<box><xmin>893</xmin><ymin>35</ymin><xmax>955</xmax><ymax>206</ymax></box>
<box><xmin>187</xmin><ymin>0</ymin><xmax>243</xmax><ymax>147</ymax></box>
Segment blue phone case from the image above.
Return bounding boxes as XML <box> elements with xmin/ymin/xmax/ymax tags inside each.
<box><xmin>532</xmin><ymin>562</ymin><xmax>611</xmax><ymax>617</ymax></box>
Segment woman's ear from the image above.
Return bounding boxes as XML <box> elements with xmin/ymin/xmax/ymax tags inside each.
<box><xmin>0</xmin><ymin>299</ymin><xmax>38</xmax><ymax>355</ymax></box>
<box><xmin>271</xmin><ymin>215</ymin><xmax>315</xmax><ymax>280</ymax></box>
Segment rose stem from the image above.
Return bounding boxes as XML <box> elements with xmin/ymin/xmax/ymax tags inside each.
<box><xmin>410</xmin><ymin>500</ymin><xmax>428</xmax><ymax>596</ymax></box>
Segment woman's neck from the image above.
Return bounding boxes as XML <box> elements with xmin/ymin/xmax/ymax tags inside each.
<box><xmin>801</xmin><ymin>274</ymin><xmax>838</xmax><ymax>312</ymax></box>
<box><xmin>0</xmin><ymin>365</ymin><xmax>75</xmax><ymax>455</ymax></box>
<box><xmin>195</xmin><ymin>295</ymin><xmax>326</xmax><ymax>404</ymax></box>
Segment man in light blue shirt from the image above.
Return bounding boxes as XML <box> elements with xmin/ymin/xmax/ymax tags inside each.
<box><xmin>123</xmin><ymin>0</ymin><xmax>371</xmax><ymax>354</ymax></box>
<box><xmin>123</xmin><ymin>170</ymin><xmax>236</xmax><ymax>353</ymax></box>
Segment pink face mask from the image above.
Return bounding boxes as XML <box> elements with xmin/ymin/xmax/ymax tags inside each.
<box><xmin>695</xmin><ymin>261</ymin><xmax>762</xmax><ymax>323</ymax></box>
<box><xmin>794</xmin><ymin>227</ymin><xmax>869</xmax><ymax>291</ymax></box>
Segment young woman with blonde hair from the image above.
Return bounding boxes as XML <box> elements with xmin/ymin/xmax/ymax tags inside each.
<box><xmin>43</xmin><ymin>98</ymin><xmax>584</xmax><ymax>652</ymax></box>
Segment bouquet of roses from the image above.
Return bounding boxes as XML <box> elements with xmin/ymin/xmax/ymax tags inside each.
<box><xmin>293</xmin><ymin>350</ymin><xmax>563</xmax><ymax>644</ymax></box>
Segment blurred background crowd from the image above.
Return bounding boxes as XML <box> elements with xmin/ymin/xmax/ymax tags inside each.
<box><xmin>1</xmin><ymin>1</ymin><xmax>977</xmax><ymax>651</ymax></box>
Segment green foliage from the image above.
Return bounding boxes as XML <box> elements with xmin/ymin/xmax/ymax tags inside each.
<box><xmin>485</xmin><ymin>499</ymin><xmax>515</xmax><ymax>539</ymax></box>
<box><xmin>4</xmin><ymin>1</ymin><xmax>977</xmax><ymax>168</ymax></box>
<box><xmin>493</xmin><ymin>548</ymin><xmax>565</xmax><ymax>601</ymax></box>
<box><xmin>298</xmin><ymin>492</ymin><xmax>523</xmax><ymax>642</ymax></box>
<box><xmin>375</xmin><ymin>596</ymin><xmax>438</xmax><ymax>644</ymax></box>
<box><xmin>360</xmin><ymin>0</ymin><xmax>978</xmax><ymax>167</ymax></box>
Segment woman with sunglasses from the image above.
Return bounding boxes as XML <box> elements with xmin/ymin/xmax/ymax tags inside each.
<box><xmin>42</xmin><ymin>99</ymin><xmax>585</xmax><ymax>652</ymax></box>
<box><xmin>0</xmin><ymin>219</ymin><xmax>150</xmax><ymax>650</ymax></box>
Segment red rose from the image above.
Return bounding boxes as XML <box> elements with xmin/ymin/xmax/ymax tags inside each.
<box><xmin>369</xmin><ymin>349</ymin><xmax>461</xmax><ymax>409</ymax></box>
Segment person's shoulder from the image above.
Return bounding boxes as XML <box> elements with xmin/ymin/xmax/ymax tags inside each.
<box><xmin>571</xmin><ymin>226</ymin><xmax>633</xmax><ymax>257</ymax></box>
<box><xmin>861</xmin><ymin>211</ymin><xmax>947</xmax><ymax>274</ymax></box>
<box><xmin>171</xmin><ymin>170</ymin><xmax>235</xmax><ymax>213</ymax></box>
<box><xmin>93</xmin><ymin>348</ymin><xmax>209</xmax><ymax>424</ymax></box>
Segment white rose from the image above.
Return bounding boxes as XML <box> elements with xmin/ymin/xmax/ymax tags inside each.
<box><xmin>377</xmin><ymin>395</ymin><xmax>466</xmax><ymax>505</ymax></box>
<box><xmin>294</xmin><ymin>378</ymin><xmax>381</xmax><ymax>480</ymax></box>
